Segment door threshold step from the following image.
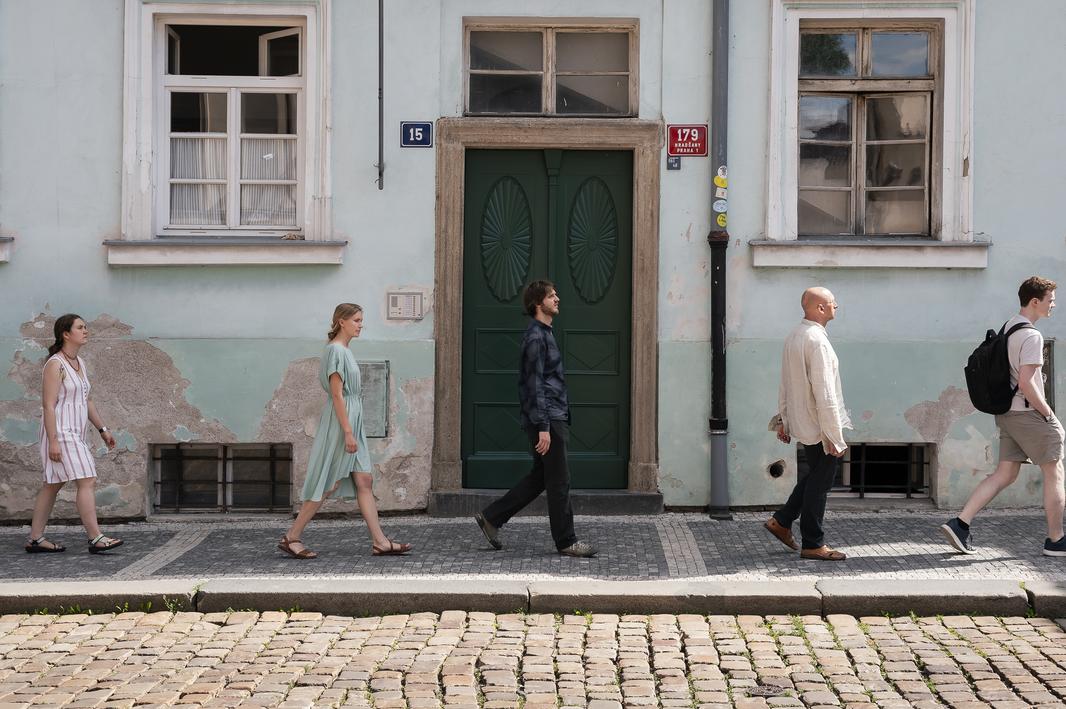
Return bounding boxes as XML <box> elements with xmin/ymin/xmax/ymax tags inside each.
<box><xmin>427</xmin><ymin>489</ymin><xmax>663</xmax><ymax>517</ymax></box>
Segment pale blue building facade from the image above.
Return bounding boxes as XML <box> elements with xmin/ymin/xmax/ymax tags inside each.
<box><xmin>0</xmin><ymin>0</ymin><xmax>1061</xmax><ymax>520</ymax></box>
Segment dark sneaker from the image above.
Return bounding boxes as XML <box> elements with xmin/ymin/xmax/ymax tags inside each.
<box><xmin>1043</xmin><ymin>536</ymin><xmax>1066</xmax><ymax>557</ymax></box>
<box><xmin>939</xmin><ymin>518</ymin><xmax>975</xmax><ymax>554</ymax></box>
<box><xmin>474</xmin><ymin>513</ymin><xmax>502</xmax><ymax>550</ymax></box>
<box><xmin>559</xmin><ymin>541</ymin><xmax>598</xmax><ymax>558</ymax></box>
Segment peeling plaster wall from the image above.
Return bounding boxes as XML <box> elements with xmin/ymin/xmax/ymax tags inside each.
<box><xmin>0</xmin><ymin>316</ymin><xmax>434</xmax><ymax>520</ymax></box>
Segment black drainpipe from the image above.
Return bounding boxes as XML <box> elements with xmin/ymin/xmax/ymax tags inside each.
<box><xmin>708</xmin><ymin>0</ymin><xmax>731</xmax><ymax>520</ymax></box>
<box><xmin>375</xmin><ymin>0</ymin><xmax>384</xmax><ymax>190</ymax></box>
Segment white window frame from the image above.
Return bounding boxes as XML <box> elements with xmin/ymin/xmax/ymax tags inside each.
<box><xmin>157</xmin><ymin>19</ymin><xmax>306</xmax><ymax>236</ymax></box>
<box><xmin>118</xmin><ymin>1</ymin><xmax>336</xmax><ymax>263</ymax></box>
<box><xmin>758</xmin><ymin>0</ymin><xmax>980</xmax><ymax>268</ymax></box>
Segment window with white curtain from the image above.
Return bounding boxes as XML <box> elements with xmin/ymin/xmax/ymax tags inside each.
<box><xmin>160</xmin><ymin>23</ymin><xmax>303</xmax><ymax>234</ymax></box>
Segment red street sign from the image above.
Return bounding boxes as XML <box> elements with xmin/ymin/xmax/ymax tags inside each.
<box><xmin>667</xmin><ymin>124</ymin><xmax>708</xmax><ymax>157</ymax></box>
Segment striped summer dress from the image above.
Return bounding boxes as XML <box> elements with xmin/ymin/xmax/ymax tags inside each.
<box><xmin>39</xmin><ymin>354</ymin><xmax>97</xmax><ymax>483</ymax></box>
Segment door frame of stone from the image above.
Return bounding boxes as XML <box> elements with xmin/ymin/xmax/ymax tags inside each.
<box><xmin>431</xmin><ymin>117</ymin><xmax>663</xmax><ymax>495</ymax></box>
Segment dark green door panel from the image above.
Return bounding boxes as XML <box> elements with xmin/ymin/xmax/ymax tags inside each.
<box><xmin>462</xmin><ymin>149</ymin><xmax>632</xmax><ymax>489</ymax></box>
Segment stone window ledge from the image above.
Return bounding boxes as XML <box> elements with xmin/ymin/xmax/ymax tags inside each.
<box><xmin>0</xmin><ymin>236</ymin><xmax>12</xmax><ymax>263</ymax></box>
<box><xmin>104</xmin><ymin>239</ymin><xmax>348</xmax><ymax>266</ymax></box>
<box><xmin>749</xmin><ymin>239</ymin><xmax>989</xmax><ymax>269</ymax></box>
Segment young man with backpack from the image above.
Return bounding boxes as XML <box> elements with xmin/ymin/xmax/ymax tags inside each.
<box><xmin>943</xmin><ymin>276</ymin><xmax>1066</xmax><ymax>556</ymax></box>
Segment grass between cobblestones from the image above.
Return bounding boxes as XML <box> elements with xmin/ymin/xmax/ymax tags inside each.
<box><xmin>0</xmin><ymin>610</ymin><xmax>1065</xmax><ymax>708</ymax></box>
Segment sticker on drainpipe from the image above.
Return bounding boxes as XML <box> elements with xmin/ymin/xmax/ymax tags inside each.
<box><xmin>716</xmin><ymin>214</ymin><xmax>727</xmax><ymax>227</ymax></box>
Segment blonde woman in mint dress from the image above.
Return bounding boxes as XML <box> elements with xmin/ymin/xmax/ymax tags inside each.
<box><xmin>279</xmin><ymin>303</ymin><xmax>411</xmax><ymax>559</ymax></box>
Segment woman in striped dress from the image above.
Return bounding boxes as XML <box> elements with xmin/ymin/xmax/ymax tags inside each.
<box><xmin>26</xmin><ymin>314</ymin><xmax>123</xmax><ymax>554</ymax></box>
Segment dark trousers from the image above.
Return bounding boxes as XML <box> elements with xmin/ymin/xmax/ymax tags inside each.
<box><xmin>482</xmin><ymin>420</ymin><xmax>578</xmax><ymax>550</ymax></box>
<box><xmin>773</xmin><ymin>442</ymin><xmax>840</xmax><ymax>549</ymax></box>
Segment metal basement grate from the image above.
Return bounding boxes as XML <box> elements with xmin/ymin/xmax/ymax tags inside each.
<box><xmin>797</xmin><ymin>443</ymin><xmax>931</xmax><ymax>498</ymax></box>
<box><xmin>152</xmin><ymin>442</ymin><xmax>293</xmax><ymax>512</ymax></box>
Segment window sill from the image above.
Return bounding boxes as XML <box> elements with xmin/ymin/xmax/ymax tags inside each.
<box><xmin>749</xmin><ymin>239</ymin><xmax>989</xmax><ymax>269</ymax></box>
<box><xmin>103</xmin><ymin>238</ymin><xmax>348</xmax><ymax>266</ymax></box>
<box><xmin>0</xmin><ymin>236</ymin><xmax>12</xmax><ymax>263</ymax></box>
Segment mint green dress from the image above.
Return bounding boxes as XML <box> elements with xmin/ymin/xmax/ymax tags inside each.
<box><xmin>301</xmin><ymin>343</ymin><xmax>372</xmax><ymax>502</ymax></box>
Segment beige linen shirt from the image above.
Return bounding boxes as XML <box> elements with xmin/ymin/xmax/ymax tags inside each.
<box><xmin>776</xmin><ymin>319</ymin><xmax>852</xmax><ymax>452</ymax></box>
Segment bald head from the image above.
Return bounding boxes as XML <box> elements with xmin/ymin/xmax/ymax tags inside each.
<box><xmin>801</xmin><ymin>287</ymin><xmax>837</xmax><ymax>325</ymax></box>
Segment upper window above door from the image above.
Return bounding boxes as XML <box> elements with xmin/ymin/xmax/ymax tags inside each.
<box><xmin>464</xmin><ymin>19</ymin><xmax>638</xmax><ymax>117</ymax></box>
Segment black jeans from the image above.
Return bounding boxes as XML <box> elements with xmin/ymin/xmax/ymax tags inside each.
<box><xmin>482</xmin><ymin>420</ymin><xmax>578</xmax><ymax>550</ymax></box>
<box><xmin>773</xmin><ymin>442</ymin><xmax>840</xmax><ymax>549</ymax></box>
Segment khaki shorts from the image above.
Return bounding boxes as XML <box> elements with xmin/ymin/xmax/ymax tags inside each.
<box><xmin>995</xmin><ymin>410</ymin><xmax>1065</xmax><ymax>465</ymax></box>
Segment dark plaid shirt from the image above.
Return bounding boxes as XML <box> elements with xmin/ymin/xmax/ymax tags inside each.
<box><xmin>519</xmin><ymin>319</ymin><xmax>569</xmax><ymax>432</ymax></box>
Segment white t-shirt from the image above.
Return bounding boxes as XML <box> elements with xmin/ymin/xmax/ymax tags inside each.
<box><xmin>1004</xmin><ymin>314</ymin><xmax>1044</xmax><ymax>411</ymax></box>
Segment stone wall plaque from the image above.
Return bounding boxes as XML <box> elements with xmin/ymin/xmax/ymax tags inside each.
<box><xmin>358</xmin><ymin>361</ymin><xmax>389</xmax><ymax>437</ymax></box>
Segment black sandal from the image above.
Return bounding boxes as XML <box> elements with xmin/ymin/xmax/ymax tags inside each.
<box><xmin>88</xmin><ymin>534</ymin><xmax>123</xmax><ymax>554</ymax></box>
<box><xmin>25</xmin><ymin>536</ymin><xmax>65</xmax><ymax>553</ymax></box>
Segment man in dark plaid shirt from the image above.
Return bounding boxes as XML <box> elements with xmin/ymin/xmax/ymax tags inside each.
<box><xmin>475</xmin><ymin>280</ymin><xmax>598</xmax><ymax>558</ymax></box>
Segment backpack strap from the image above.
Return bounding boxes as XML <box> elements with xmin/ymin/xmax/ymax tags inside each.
<box><xmin>1004</xmin><ymin>321</ymin><xmax>1038</xmax><ymax>407</ymax></box>
<box><xmin>1005</xmin><ymin>322</ymin><xmax>1035</xmax><ymax>337</ymax></box>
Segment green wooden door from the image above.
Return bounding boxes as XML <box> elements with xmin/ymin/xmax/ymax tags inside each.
<box><xmin>462</xmin><ymin>149</ymin><xmax>632</xmax><ymax>489</ymax></box>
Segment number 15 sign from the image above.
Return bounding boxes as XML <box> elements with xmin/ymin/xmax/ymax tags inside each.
<box><xmin>400</xmin><ymin>121</ymin><xmax>433</xmax><ymax>148</ymax></box>
<box><xmin>667</xmin><ymin>124</ymin><xmax>708</xmax><ymax>157</ymax></box>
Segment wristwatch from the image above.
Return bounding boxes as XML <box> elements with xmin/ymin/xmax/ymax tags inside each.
<box><xmin>98</xmin><ymin>426</ymin><xmax>109</xmax><ymax>434</ymax></box>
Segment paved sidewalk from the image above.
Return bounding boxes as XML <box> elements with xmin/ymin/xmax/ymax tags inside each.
<box><xmin>2</xmin><ymin>510</ymin><xmax>1064</xmax><ymax>583</ymax></box>
<box><xmin>2</xmin><ymin>609</ymin><xmax>1066</xmax><ymax>708</ymax></box>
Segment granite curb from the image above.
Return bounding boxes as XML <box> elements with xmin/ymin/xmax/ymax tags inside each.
<box><xmin>195</xmin><ymin>578</ymin><xmax>530</xmax><ymax>615</ymax></box>
<box><xmin>817</xmin><ymin>578</ymin><xmax>1031</xmax><ymax>617</ymax></box>
<box><xmin>528</xmin><ymin>580</ymin><xmax>822</xmax><ymax>615</ymax></box>
<box><xmin>0</xmin><ymin>579</ymin><xmax>200</xmax><ymax>614</ymax></box>
<box><xmin>1</xmin><ymin>577</ymin><xmax>1058</xmax><ymax>617</ymax></box>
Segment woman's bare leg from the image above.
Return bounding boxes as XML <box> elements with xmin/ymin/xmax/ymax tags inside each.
<box><xmin>284</xmin><ymin>479</ymin><xmax>343</xmax><ymax>554</ymax></box>
<box><xmin>29</xmin><ymin>482</ymin><xmax>65</xmax><ymax>541</ymax></box>
<box><xmin>73</xmin><ymin>478</ymin><xmax>103</xmax><ymax>540</ymax></box>
<box><xmin>353</xmin><ymin>472</ymin><xmax>390</xmax><ymax>548</ymax></box>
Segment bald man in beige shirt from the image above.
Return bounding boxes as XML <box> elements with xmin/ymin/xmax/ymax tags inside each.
<box><xmin>765</xmin><ymin>287</ymin><xmax>852</xmax><ymax>561</ymax></box>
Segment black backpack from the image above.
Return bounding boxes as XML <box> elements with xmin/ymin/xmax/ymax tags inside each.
<box><xmin>965</xmin><ymin>321</ymin><xmax>1033</xmax><ymax>414</ymax></box>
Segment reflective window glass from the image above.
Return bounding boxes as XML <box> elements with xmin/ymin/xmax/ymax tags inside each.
<box><xmin>557</xmin><ymin>32</ymin><xmax>628</xmax><ymax>72</ymax></box>
<box><xmin>470</xmin><ymin>74</ymin><xmax>542</xmax><ymax>113</ymax></box>
<box><xmin>799</xmin><ymin>96</ymin><xmax>852</xmax><ymax>140</ymax></box>
<box><xmin>800</xmin><ymin>33</ymin><xmax>857</xmax><ymax>76</ymax></box>
<box><xmin>242</xmin><ymin>93</ymin><xmax>297</xmax><ymax>134</ymax></box>
<box><xmin>170</xmin><ymin>92</ymin><xmax>226</xmax><ymax>133</ymax></box>
<box><xmin>867</xmin><ymin>95</ymin><xmax>928</xmax><ymax>140</ymax></box>
<box><xmin>470</xmin><ymin>31</ymin><xmax>543</xmax><ymax>71</ymax></box>
<box><xmin>871</xmin><ymin>32</ymin><xmax>929</xmax><ymax>76</ymax></box>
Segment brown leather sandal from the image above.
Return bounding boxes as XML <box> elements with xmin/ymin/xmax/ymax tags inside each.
<box><xmin>800</xmin><ymin>545</ymin><xmax>847</xmax><ymax>561</ymax></box>
<box><xmin>763</xmin><ymin>518</ymin><xmax>800</xmax><ymax>551</ymax></box>
<box><xmin>278</xmin><ymin>536</ymin><xmax>318</xmax><ymax>559</ymax></box>
<box><xmin>371</xmin><ymin>540</ymin><xmax>412</xmax><ymax>556</ymax></box>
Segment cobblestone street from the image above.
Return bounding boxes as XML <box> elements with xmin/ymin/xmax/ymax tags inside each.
<box><xmin>3</xmin><ymin>609</ymin><xmax>1066</xmax><ymax>709</ymax></box>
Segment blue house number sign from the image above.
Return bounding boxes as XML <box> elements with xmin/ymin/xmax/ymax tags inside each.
<box><xmin>400</xmin><ymin>121</ymin><xmax>433</xmax><ymax>148</ymax></box>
